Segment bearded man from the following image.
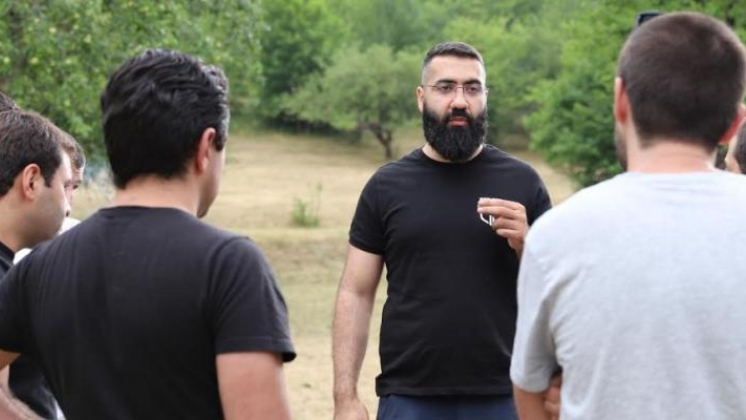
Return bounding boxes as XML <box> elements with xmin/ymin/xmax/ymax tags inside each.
<box><xmin>332</xmin><ymin>42</ymin><xmax>552</xmax><ymax>420</ymax></box>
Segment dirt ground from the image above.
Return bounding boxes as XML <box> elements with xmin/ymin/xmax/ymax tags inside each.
<box><xmin>73</xmin><ymin>128</ymin><xmax>575</xmax><ymax>419</ymax></box>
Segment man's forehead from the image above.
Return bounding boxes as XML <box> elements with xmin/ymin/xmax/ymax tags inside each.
<box><xmin>422</xmin><ymin>55</ymin><xmax>486</xmax><ymax>83</ymax></box>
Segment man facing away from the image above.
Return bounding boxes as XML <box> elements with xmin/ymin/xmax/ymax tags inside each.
<box><xmin>333</xmin><ymin>42</ymin><xmax>551</xmax><ymax>420</ymax></box>
<box><xmin>0</xmin><ymin>99</ymin><xmax>74</xmax><ymax>419</ymax></box>
<box><xmin>511</xmin><ymin>12</ymin><xmax>746</xmax><ymax>420</ymax></box>
<box><xmin>725</xmin><ymin>122</ymin><xmax>746</xmax><ymax>174</ymax></box>
<box><xmin>0</xmin><ymin>49</ymin><xmax>295</xmax><ymax>419</ymax></box>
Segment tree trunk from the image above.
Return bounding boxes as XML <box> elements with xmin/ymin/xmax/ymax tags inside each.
<box><xmin>358</xmin><ymin>122</ymin><xmax>393</xmax><ymax>159</ymax></box>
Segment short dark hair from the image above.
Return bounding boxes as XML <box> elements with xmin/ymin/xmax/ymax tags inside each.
<box><xmin>422</xmin><ymin>42</ymin><xmax>485</xmax><ymax>75</ymax></box>
<box><xmin>0</xmin><ymin>109</ymin><xmax>65</xmax><ymax>197</ymax></box>
<box><xmin>618</xmin><ymin>12</ymin><xmax>746</xmax><ymax>150</ymax></box>
<box><xmin>735</xmin><ymin>123</ymin><xmax>746</xmax><ymax>174</ymax></box>
<box><xmin>0</xmin><ymin>92</ymin><xmax>18</xmax><ymax>112</ymax></box>
<box><xmin>101</xmin><ymin>49</ymin><xmax>229</xmax><ymax>189</ymax></box>
<box><xmin>60</xmin><ymin>134</ymin><xmax>86</xmax><ymax>171</ymax></box>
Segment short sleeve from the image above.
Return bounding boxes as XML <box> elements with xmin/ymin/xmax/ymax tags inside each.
<box><xmin>349</xmin><ymin>175</ymin><xmax>385</xmax><ymax>255</ymax></box>
<box><xmin>528</xmin><ymin>176</ymin><xmax>552</xmax><ymax>225</ymax></box>
<box><xmin>0</xmin><ymin>265</ymin><xmax>29</xmax><ymax>353</ymax></box>
<box><xmin>208</xmin><ymin>238</ymin><xmax>296</xmax><ymax>362</ymax></box>
<box><xmin>510</xmin><ymin>242</ymin><xmax>558</xmax><ymax>392</ymax></box>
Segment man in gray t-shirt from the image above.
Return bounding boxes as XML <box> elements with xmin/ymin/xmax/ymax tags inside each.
<box><xmin>511</xmin><ymin>12</ymin><xmax>746</xmax><ymax>420</ymax></box>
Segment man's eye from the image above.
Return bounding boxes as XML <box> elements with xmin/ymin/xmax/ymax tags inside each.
<box><xmin>465</xmin><ymin>84</ymin><xmax>482</xmax><ymax>94</ymax></box>
<box><xmin>436</xmin><ymin>84</ymin><xmax>455</xmax><ymax>93</ymax></box>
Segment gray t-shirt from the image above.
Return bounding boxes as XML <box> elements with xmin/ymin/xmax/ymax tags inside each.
<box><xmin>512</xmin><ymin>171</ymin><xmax>746</xmax><ymax>420</ymax></box>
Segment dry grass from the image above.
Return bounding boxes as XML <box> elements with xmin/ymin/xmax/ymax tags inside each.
<box><xmin>72</xmin><ymin>128</ymin><xmax>575</xmax><ymax>419</ymax></box>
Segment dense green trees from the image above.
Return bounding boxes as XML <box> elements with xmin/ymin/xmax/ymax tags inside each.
<box><xmin>0</xmin><ymin>0</ymin><xmax>259</xmax><ymax>159</ymax></box>
<box><xmin>3</xmin><ymin>0</ymin><xmax>746</xmax><ymax>184</ymax></box>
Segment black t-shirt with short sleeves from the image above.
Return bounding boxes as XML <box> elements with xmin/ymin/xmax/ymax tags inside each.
<box><xmin>0</xmin><ymin>240</ymin><xmax>57</xmax><ymax>419</ymax></box>
<box><xmin>0</xmin><ymin>207</ymin><xmax>295</xmax><ymax>419</ymax></box>
<box><xmin>350</xmin><ymin>145</ymin><xmax>551</xmax><ymax>397</ymax></box>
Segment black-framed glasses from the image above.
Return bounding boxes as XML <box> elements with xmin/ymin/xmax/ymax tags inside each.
<box><xmin>635</xmin><ymin>11</ymin><xmax>661</xmax><ymax>28</ymax></box>
<box><xmin>423</xmin><ymin>82</ymin><xmax>488</xmax><ymax>98</ymax></box>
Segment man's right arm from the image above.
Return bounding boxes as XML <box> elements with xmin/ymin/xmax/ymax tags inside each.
<box><xmin>332</xmin><ymin>245</ymin><xmax>384</xmax><ymax>420</ymax></box>
<box><xmin>0</xmin><ymin>351</ymin><xmax>40</xmax><ymax>419</ymax></box>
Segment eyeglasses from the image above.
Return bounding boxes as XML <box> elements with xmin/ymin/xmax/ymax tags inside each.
<box><xmin>635</xmin><ymin>11</ymin><xmax>661</xmax><ymax>28</ymax></box>
<box><xmin>424</xmin><ymin>82</ymin><xmax>488</xmax><ymax>98</ymax></box>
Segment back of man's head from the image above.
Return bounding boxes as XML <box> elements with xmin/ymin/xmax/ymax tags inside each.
<box><xmin>0</xmin><ymin>109</ymin><xmax>66</xmax><ymax>199</ymax></box>
<box><xmin>101</xmin><ymin>49</ymin><xmax>229</xmax><ymax>189</ymax></box>
<box><xmin>0</xmin><ymin>92</ymin><xmax>18</xmax><ymax>113</ymax></box>
<box><xmin>618</xmin><ymin>12</ymin><xmax>746</xmax><ymax>150</ymax></box>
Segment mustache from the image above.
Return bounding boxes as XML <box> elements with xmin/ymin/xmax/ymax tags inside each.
<box><xmin>444</xmin><ymin>108</ymin><xmax>472</xmax><ymax>125</ymax></box>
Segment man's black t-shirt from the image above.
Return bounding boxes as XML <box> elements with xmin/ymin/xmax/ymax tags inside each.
<box><xmin>0</xmin><ymin>241</ymin><xmax>56</xmax><ymax>419</ymax></box>
<box><xmin>350</xmin><ymin>145</ymin><xmax>552</xmax><ymax>397</ymax></box>
<box><xmin>0</xmin><ymin>207</ymin><xmax>295</xmax><ymax>419</ymax></box>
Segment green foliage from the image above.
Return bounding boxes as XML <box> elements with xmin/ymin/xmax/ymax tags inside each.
<box><xmin>0</xmin><ymin>0</ymin><xmax>259</xmax><ymax>160</ymax></box>
<box><xmin>283</xmin><ymin>44</ymin><xmax>421</xmax><ymax>158</ymax></box>
<box><xmin>526</xmin><ymin>2</ymin><xmax>627</xmax><ymax>187</ymax></box>
<box><xmin>526</xmin><ymin>0</ymin><xmax>746</xmax><ymax>187</ymax></box>
<box><xmin>291</xmin><ymin>183</ymin><xmax>323</xmax><ymax>228</ymax></box>
<box><xmin>444</xmin><ymin>15</ymin><xmax>562</xmax><ymax>143</ymax></box>
<box><xmin>257</xmin><ymin>0</ymin><xmax>344</xmax><ymax>121</ymax></box>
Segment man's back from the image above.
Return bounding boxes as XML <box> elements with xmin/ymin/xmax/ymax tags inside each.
<box><xmin>512</xmin><ymin>171</ymin><xmax>746</xmax><ymax>419</ymax></box>
<box><xmin>0</xmin><ymin>206</ymin><xmax>294</xmax><ymax>419</ymax></box>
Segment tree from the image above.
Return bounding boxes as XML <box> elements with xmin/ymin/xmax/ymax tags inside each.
<box><xmin>526</xmin><ymin>0</ymin><xmax>746</xmax><ymax>187</ymax></box>
<box><xmin>284</xmin><ymin>44</ymin><xmax>420</xmax><ymax>159</ymax></box>
<box><xmin>256</xmin><ymin>0</ymin><xmax>344</xmax><ymax>124</ymax></box>
<box><xmin>0</xmin><ymin>0</ymin><xmax>260</xmax><ymax>160</ymax></box>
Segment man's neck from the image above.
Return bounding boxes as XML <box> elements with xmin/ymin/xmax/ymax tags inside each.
<box><xmin>627</xmin><ymin>140</ymin><xmax>717</xmax><ymax>173</ymax></box>
<box><xmin>422</xmin><ymin>143</ymin><xmax>484</xmax><ymax>163</ymax></box>
<box><xmin>0</xmin><ymin>200</ymin><xmax>25</xmax><ymax>253</ymax></box>
<box><xmin>110</xmin><ymin>176</ymin><xmax>198</xmax><ymax>216</ymax></box>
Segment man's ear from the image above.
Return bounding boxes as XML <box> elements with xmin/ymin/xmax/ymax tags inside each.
<box><xmin>195</xmin><ymin>128</ymin><xmax>218</xmax><ymax>174</ymax></box>
<box><xmin>614</xmin><ymin>77</ymin><xmax>630</xmax><ymax>125</ymax></box>
<box><xmin>416</xmin><ymin>85</ymin><xmax>425</xmax><ymax>113</ymax></box>
<box><xmin>19</xmin><ymin>164</ymin><xmax>43</xmax><ymax>199</ymax></box>
<box><xmin>718</xmin><ymin>104</ymin><xmax>746</xmax><ymax>145</ymax></box>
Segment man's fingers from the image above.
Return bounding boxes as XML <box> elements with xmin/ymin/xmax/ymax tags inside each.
<box><xmin>478</xmin><ymin>197</ymin><xmax>524</xmax><ymax>211</ymax></box>
<box><xmin>478</xmin><ymin>206</ymin><xmax>526</xmax><ymax>221</ymax></box>
<box><xmin>493</xmin><ymin>218</ymin><xmax>525</xmax><ymax>232</ymax></box>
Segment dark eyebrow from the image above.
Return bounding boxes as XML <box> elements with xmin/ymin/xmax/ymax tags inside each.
<box><xmin>434</xmin><ymin>78</ymin><xmax>483</xmax><ymax>85</ymax></box>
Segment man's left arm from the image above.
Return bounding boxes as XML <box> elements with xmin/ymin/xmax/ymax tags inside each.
<box><xmin>514</xmin><ymin>386</ymin><xmax>549</xmax><ymax>420</ymax></box>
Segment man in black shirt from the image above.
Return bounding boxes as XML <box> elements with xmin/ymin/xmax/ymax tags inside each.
<box><xmin>0</xmin><ymin>95</ymin><xmax>74</xmax><ymax>419</ymax></box>
<box><xmin>333</xmin><ymin>42</ymin><xmax>552</xmax><ymax>420</ymax></box>
<box><xmin>0</xmin><ymin>50</ymin><xmax>295</xmax><ymax>419</ymax></box>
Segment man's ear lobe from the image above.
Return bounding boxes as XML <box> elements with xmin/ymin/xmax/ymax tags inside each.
<box><xmin>20</xmin><ymin>164</ymin><xmax>42</xmax><ymax>199</ymax></box>
<box><xmin>195</xmin><ymin>128</ymin><xmax>217</xmax><ymax>173</ymax></box>
<box><xmin>719</xmin><ymin>105</ymin><xmax>746</xmax><ymax>145</ymax></box>
<box><xmin>614</xmin><ymin>77</ymin><xmax>630</xmax><ymax>124</ymax></box>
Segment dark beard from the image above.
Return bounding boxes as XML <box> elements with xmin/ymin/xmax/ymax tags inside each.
<box><xmin>422</xmin><ymin>105</ymin><xmax>487</xmax><ymax>163</ymax></box>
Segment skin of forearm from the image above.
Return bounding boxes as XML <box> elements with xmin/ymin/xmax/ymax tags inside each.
<box><xmin>0</xmin><ymin>387</ymin><xmax>41</xmax><ymax>420</ymax></box>
<box><xmin>332</xmin><ymin>286</ymin><xmax>376</xmax><ymax>402</ymax></box>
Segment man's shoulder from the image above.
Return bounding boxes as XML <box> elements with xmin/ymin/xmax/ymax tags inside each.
<box><xmin>480</xmin><ymin>145</ymin><xmax>541</xmax><ymax>174</ymax></box>
<box><xmin>528</xmin><ymin>176</ymin><xmax>622</xmax><ymax>236</ymax></box>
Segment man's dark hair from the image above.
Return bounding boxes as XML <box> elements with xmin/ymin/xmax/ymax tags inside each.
<box><xmin>735</xmin><ymin>123</ymin><xmax>746</xmax><ymax>174</ymax></box>
<box><xmin>61</xmin><ymin>134</ymin><xmax>86</xmax><ymax>171</ymax></box>
<box><xmin>0</xmin><ymin>92</ymin><xmax>18</xmax><ymax>112</ymax></box>
<box><xmin>422</xmin><ymin>42</ymin><xmax>485</xmax><ymax>74</ymax></box>
<box><xmin>101</xmin><ymin>49</ymin><xmax>229</xmax><ymax>189</ymax></box>
<box><xmin>618</xmin><ymin>12</ymin><xmax>746</xmax><ymax>150</ymax></box>
<box><xmin>0</xmin><ymin>110</ymin><xmax>65</xmax><ymax>197</ymax></box>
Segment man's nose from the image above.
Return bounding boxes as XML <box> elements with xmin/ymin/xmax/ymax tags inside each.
<box><xmin>450</xmin><ymin>87</ymin><xmax>469</xmax><ymax>110</ymax></box>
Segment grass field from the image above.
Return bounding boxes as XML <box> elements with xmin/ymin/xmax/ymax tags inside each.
<box><xmin>73</xmin><ymin>128</ymin><xmax>575</xmax><ymax>419</ymax></box>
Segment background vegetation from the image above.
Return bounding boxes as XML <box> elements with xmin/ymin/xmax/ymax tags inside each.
<box><xmin>2</xmin><ymin>0</ymin><xmax>745</xmax><ymax>185</ymax></box>
<box><xmin>5</xmin><ymin>1</ymin><xmax>746</xmax><ymax>418</ymax></box>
